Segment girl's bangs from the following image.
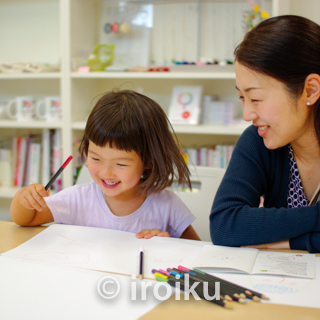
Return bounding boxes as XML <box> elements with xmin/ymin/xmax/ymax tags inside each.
<box><xmin>86</xmin><ymin>119</ymin><xmax>142</xmax><ymax>154</ymax></box>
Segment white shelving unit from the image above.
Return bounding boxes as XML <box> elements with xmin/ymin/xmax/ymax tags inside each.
<box><xmin>0</xmin><ymin>0</ymin><xmax>316</xmax><ymax>208</ymax></box>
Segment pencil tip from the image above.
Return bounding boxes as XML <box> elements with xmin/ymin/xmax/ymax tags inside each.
<box><xmin>225</xmin><ymin>304</ymin><xmax>233</xmax><ymax>310</ymax></box>
<box><xmin>138</xmin><ymin>274</ymin><xmax>144</xmax><ymax>280</ymax></box>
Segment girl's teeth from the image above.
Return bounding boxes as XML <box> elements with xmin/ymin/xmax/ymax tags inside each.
<box><xmin>260</xmin><ymin>126</ymin><xmax>268</xmax><ymax>131</ymax></box>
<box><xmin>104</xmin><ymin>180</ymin><xmax>118</xmax><ymax>185</ymax></box>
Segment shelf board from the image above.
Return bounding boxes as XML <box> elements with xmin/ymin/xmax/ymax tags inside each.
<box><xmin>172</xmin><ymin>123</ymin><xmax>249</xmax><ymax>135</ymax></box>
<box><xmin>71</xmin><ymin>71</ymin><xmax>235</xmax><ymax>80</ymax></box>
<box><xmin>0</xmin><ymin>186</ymin><xmax>20</xmax><ymax>199</ymax></box>
<box><xmin>0</xmin><ymin>120</ymin><xmax>63</xmax><ymax>129</ymax></box>
<box><xmin>0</xmin><ymin>73</ymin><xmax>61</xmax><ymax>80</ymax></box>
<box><xmin>72</xmin><ymin>121</ymin><xmax>249</xmax><ymax>135</ymax></box>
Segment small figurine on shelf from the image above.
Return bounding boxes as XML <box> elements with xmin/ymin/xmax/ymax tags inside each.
<box><xmin>87</xmin><ymin>44</ymin><xmax>115</xmax><ymax>72</ymax></box>
<box><xmin>243</xmin><ymin>0</ymin><xmax>269</xmax><ymax>32</ymax></box>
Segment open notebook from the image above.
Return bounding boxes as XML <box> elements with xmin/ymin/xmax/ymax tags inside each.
<box><xmin>192</xmin><ymin>245</ymin><xmax>315</xmax><ymax>279</ymax></box>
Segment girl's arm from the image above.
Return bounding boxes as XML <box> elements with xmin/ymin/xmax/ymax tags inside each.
<box><xmin>180</xmin><ymin>225</ymin><xmax>200</xmax><ymax>240</ymax></box>
<box><xmin>136</xmin><ymin>225</ymin><xmax>200</xmax><ymax>240</ymax></box>
<box><xmin>10</xmin><ymin>183</ymin><xmax>54</xmax><ymax>226</ymax></box>
<box><xmin>136</xmin><ymin>229</ymin><xmax>170</xmax><ymax>239</ymax></box>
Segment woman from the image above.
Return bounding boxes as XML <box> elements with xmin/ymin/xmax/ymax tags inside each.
<box><xmin>210</xmin><ymin>15</ymin><xmax>320</xmax><ymax>253</ymax></box>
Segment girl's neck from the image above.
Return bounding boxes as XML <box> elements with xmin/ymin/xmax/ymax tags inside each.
<box><xmin>104</xmin><ymin>192</ymin><xmax>147</xmax><ymax>217</ymax></box>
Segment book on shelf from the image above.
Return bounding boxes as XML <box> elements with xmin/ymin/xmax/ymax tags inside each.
<box><xmin>183</xmin><ymin>145</ymin><xmax>234</xmax><ymax>169</ymax></box>
<box><xmin>41</xmin><ymin>129</ymin><xmax>50</xmax><ymax>187</ymax></box>
<box><xmin>192</xmin><ymin>245</ymin><xmax>316</xmax><ymax>279</ymax></box>
<box><xmin>3</xmin><ymin>129</ymin><xmax>62</xmax><ymax>190</ymax></box>
<box><xmin>24</xmin><ymin>143</ymin><xmax>41</xmax><ymax>186</ymax></box>
<box><xmin>50</xmin><ymin>129</ymin><xmax>62</xmax><ymax>192</ymax></box>
<box><xmin>14</xmin><ymin>137</ymin><xmax>28</xmax><ymax>187</ymax></box>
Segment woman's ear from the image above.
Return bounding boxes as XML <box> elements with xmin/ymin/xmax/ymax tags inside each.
<box><xmin>305</xmin><ymin>73</ymin><xmax>320</xmax><ymax>105</ymax></box>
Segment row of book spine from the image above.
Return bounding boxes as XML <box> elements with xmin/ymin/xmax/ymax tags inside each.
<box><xmin>8</xmin><ymin>129</ymin><xmax>62</xmax><ymax>191</ymax></box>
<box><xmin>182</xmin><ymin>145</ymin><xmax>234</xmax><ymax>169</ymax></box>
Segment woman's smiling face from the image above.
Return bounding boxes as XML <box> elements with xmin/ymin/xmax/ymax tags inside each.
<box><xmin>235</xmin><ymin>61</ymin><xmax>312</xmax><ymax>150</ymax></box>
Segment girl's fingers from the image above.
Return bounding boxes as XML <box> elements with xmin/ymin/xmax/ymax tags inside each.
<box><xmin>135</xmin><ymin>229</ymin><xmax>151</xmax><ymax>238</ymax></box>
<box><xmin>136</xmin><ymin>229</ymin><xmax>164</xmax><ymax>239</ymax></box>
<box><xmin>18</xmin><ymin>184</ymin><xmax>48</xmax><ymax>211</ymax></box>
<box><xmin>156</xmin><ymin>232</ymin><xmax>170</xmax><ymax>237</ymax></box>
<box><xmin>23</xmin><ymin>193</ymin><xmax>45</xmax><ymax>211</ymax></box>
<box><xmin>19</xmin><ymin>197</ymin><xmax>37</xmax><ymax>211</ymax></box>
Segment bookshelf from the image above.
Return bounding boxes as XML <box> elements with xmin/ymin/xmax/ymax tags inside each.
<box><xmin>0</xmin><ymin>0</ymin><xmax>316</xmax><ymax>209</ymax></box>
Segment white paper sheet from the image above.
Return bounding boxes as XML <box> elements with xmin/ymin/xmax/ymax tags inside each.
<box><xmin>192</xmin><ymin>245</ymin><xmax>315</xmax><ymax>278</ymax></box>
<box><xmin>251</xmin><ymin>251</ymin><xmax>315</xmax><ymax>278</ymax></box>
<box><xmin>192</xmin><ymin>245</ymin><xmax>259</xmax><ymax>274</ymax></box>
<box><xmin>207</xmin><ymin>258</ymin><xmax>320</xmax><ymax>309</ymax></box>
<box><xmin>0</xmin><ymin>256</ymin><xmax>166</xmax><ymax>320</ymax></box>
<box><xmin>1</xmin><ymin>224</ymin><xmax>207</xmax><ymax>279</ymax></box>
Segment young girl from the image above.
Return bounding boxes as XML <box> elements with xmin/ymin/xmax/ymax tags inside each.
<box><xmin>210</xmin><ymin>15</ymin><xmax>320</xmax><ymax>253</ymax></box>
<box><xmin>10</xmin><ymin>89</ymin><xmax>200</xmax><ymax>240</ymax></box>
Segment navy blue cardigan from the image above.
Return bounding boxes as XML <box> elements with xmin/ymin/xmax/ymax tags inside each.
<box><xmin>210</xmin><ymin>125</ymin><xmax>320</xmax><ymax>253</ymax></box>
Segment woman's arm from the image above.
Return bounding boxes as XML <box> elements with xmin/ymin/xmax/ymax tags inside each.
<box><xmin>210</xmin><ymin>126</ymin><xmax>320</xmax><ymax>251</ymax></box>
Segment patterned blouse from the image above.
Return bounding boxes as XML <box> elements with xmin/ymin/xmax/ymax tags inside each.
<box><xmin>287</xmin><ymin>144</ymin><xmax>309</xmax><ymax>208</ymax></box>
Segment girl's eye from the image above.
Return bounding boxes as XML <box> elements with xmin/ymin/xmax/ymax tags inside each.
<box><xmin>117</xmin><ymin>164</ymin><xmax>127</xmax><ymax>167</ymax></box>
<box><xmin>91</xmin><ymin>157</ymin><xmax>100</xmax><ymax>161</ymax></box>
<box><xmin>238</xmin><ymin>96</ymin><xmax>244</xmax><ymax>100</ymax></box>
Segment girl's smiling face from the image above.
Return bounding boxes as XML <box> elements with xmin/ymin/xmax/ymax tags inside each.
<box><xmin>235</xmin><ymin>62</ymin><xmax>312</xmax><ymax>150</ymax></box>
<box><xmin>87</xmin><ymin>141</ymin><xmax>145</xmax><ymax>201</ymax></box>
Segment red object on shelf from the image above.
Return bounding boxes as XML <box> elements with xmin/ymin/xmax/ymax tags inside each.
<box><xmin>148</xmin><ymin>66</ymin><xmax>170</xmax><ymax>72</ymax></box>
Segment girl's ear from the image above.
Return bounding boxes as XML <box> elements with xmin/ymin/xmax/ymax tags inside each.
<box><xmin>305</xmin><ymin>73</ymin><xmax>320</xmax><ymax>105</ymax></box>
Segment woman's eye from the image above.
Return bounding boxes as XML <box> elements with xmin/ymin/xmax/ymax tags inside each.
<box><xmin>238</xmin><ymin>96</ymin><xmax>244</xmax><ymax>100</ymax></box>
<box><xmin>91</xmin><ymin>157</ymin><xmax>99</xmax><ymax>161</ymax></box>
<box><xmin>117</xmin><ymin>164</ymin><xmax>127</xmax><ymax>167</ymax></box>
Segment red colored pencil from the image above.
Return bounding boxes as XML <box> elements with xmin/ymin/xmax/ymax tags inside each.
<box><xmin>45</xmin><ymin>156</ymin><xmax>73</xmax><ymax>190</ymax></box>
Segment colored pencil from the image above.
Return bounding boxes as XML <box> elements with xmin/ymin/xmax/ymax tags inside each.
<box><xmin>175</xmin><ymin>267</ymin><xmax>255</xmax><ymax>301</ymax></box>
<box><xmin>139</xmin><ymin>247</ymin><xmax>144</xmax><ymax>279</ymax></box>
<box><xmin>190</xmin><ymin>267</ymin><xmax>268</xmax><ymax>300</ymax></box>
<box><xmin>44</xmin><ymin>155</ymin><xmax>73</xmax><ymax>190</ymax></box>
<box><xmin>170</xmin><ymin>268</ymin><xmax>246</xmax><ymax>304</ymax></box>
<box><xmin>185</xmin><ymin>268</ymin><xmax>259</xmax><ymax>301</ymax></box>
<box><xmin>156</xmin><ymin>273</ymin><xmax>233</xmax><ymax>309</ymax></box>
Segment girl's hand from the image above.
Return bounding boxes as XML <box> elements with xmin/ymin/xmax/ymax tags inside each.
<box><xmin>241</xmin><ymin>240</ymin><xmax>290</xmax><ymax>250</ymax></box>
<box><xmin>17</xmin><ymin>183</ymin><xmax>50</xmax><ymax>212</ymax></box>
<box><xmin>136</xmin><ymin>229</ymin><xmax>170</xmax><ymax>239</ymax></box>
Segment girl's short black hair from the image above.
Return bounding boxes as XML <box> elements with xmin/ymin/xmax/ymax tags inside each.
<box><xmin>234</xmin><ymin>15</ymin><xmax>320</xmax><ymax>145</ymax></box>
<box><xmin>79</xmin><ymin>89</ymin><xmax>191</xmax><ymax>193</ymax></box>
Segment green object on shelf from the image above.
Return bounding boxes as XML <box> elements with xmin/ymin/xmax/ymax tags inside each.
<box><xmin>87</xmin><ymin>44</ymin><xmax>115</xmax><ymax>72</ymax></box>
